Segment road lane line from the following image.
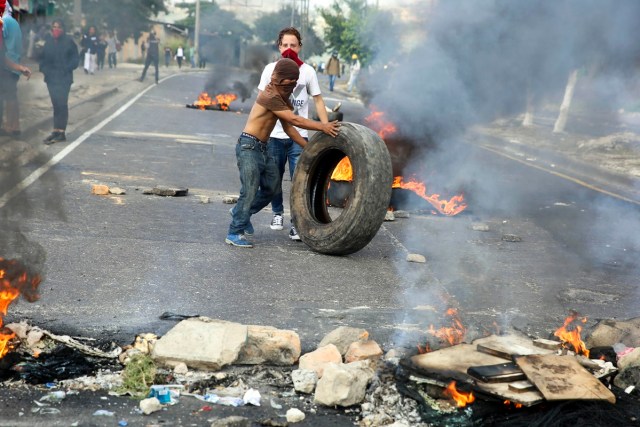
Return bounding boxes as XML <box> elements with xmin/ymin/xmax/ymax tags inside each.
<box><xmin>0</xmin><ymin>78</ymin><xmax>172</xmax><ymax>209</ymax></box>
<box><xmin>478</xmin><ymin>144</ymin><xmax>640</xmax><ymax>206</ymax></box>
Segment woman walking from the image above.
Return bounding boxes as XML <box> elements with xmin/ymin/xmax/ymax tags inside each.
<box><xmin>39</xmin><ymin>20</ymin><xmax>79</xmax><ymax>144</ymax></box>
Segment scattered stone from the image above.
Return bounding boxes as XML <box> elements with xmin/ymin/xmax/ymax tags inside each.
<box><xmin>223</xmin><ymin>195</ymin><xmax>239</xmax><ymax>204</ymax></box>
<box><xmin>173</xmin><ymin>362</ymin><xmax>188</xmax><ymax>375</ymax></box>
<box><xmin>91</xmin><ymin>184</ymin><xmax>110</xmax><ymax>195</ymax></box>
<box><xmin>143</xmin><ymin>186</ymin><xmax>189</xmax><ymax>197</ymax></box>
<box><xmin>133</xmin><ymin>333</ymin><xmax>157</xmax><ymax>354</ymax></box>
<box><xmin>471</xmin><ymin>223</ymin><xmax>490</xmax><ymax>231</ymax></box>
<box><xmin>345</xmin><ymin>340</ymin><xmax>383</xmax><ymax>363</ymax></box>
<box><xmin>502</xmin><ymin>234</ymin><xmax>522</xmax><ymax>242</ymax></box>
<box><xmin>587</xmin><ymin>317</ymin><xmax>640</xmax><ymax>348</ymax></box>
<box><xmin>151</xmin><ymin>317</ymin><xmax>247</xmax><ymax>370</ymax></box>
<box><xmin>286</xmin><ymin>408</ymin><xmax>306</xmax><ymax>423</ymax></box>
<box><xmin>406</xmin><ymin>253</ymin><xmax>426</xmax><ymax>263</ymax></box>
<box><xmin>198</xmin><ymin>195</ymin><xmax>210</xmax><ymax>204</ymax></box>
<box><xmin>236</xmin><ymin>325</ymin><xmax>301</xmax><ymax>366</ymax></box>
<box><xmin>139</xmin><ymin>397</ymin><xmax>163</xmax><ymax>415</ymax></box>
<box><xmin>291</xmin><ymin>369</ymin><xmax>318</xmax><ymax>394</ymax></box>
<box><xmin>617</xmin><ymin>347</ymin><xmax>640</xmax><ymax>371</ymax></box>
<box><xmin>210</xmin><ymin>416</ymin><xmax>252</xmax><ymax>427</ymax></box>
<box><xmin>614</xmin><ymin>365</ymin><xmax>640</xmax><ymax>389</ymax></box>
<box><xmin>318</xmin><ymin>326</ymin><xmax>369</xmax><ymax>356</ymax></box>
<box><xmin>314</xmin><ymin>360</ymin><xmax>375</xmax><ymax>407</ymax></box>
<box><xmin>299</xmin><ymin>344</ymin><xmax>343</xmax><ymax>378</ymax></box>
<box><xmin>26</xmin><ymin>329</ymin><xmax>44</xmax><ymax>347</ymax></box>
<box><xmin>384</xmin><ymin>210</ymin><xmax>395</xmax><ymax>221</ymax></box>
<box><xmin>109</xmin><ymin>187</ymin><xmax>126</xmax><ymax>195</ymax></box>
<box><xmin>393</xmin><ymin>210</ymin><xmax>410</xmax><ymax>218</ymax></box>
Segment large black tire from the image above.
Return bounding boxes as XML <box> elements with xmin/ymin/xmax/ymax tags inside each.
<box><xmin>291</xmin><ymin>122</ymin><xmax>393</xmax><ymax>255</ymax></box>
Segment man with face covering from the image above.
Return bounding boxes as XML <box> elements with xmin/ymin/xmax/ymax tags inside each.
<box><xmin>226</xmin><ymin>58</ymin><xmax>340</xmax><ymax>248</ymax></box>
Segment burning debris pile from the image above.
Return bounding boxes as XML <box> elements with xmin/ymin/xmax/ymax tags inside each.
<box><xmin>186</xmin><ymin>92</ymin><xmax>239</xmax><ymax>111</ymax></box>
<box><xmin>329</xmin><ymin>108</ymin><xmax>468</xmax><ymax>215</ymax></box>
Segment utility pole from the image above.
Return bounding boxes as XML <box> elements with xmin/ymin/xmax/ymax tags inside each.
<box><xmin>194</xmin><ymin>0</ymin><xmax>201</xmax><ymax>66</ymax></box>
<box><xmin>73</xmin><ymin>0</ymin><xmax>82</xmax><ymax>32</ymax></box>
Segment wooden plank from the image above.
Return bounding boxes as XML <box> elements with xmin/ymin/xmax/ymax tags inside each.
<box><xmin>474</xmin><ymin>334</ymin><xmax>556</xmax><ymax>360</ymax></box>
<box><xmin>409</xmin><ymin>344</ymin><xmax>544</xmax><ymax>406</ymax></box>
<box><xmin>515</xmin><ymin>354</ymin><xmax>616</xmax><ymax>403</ymax></box>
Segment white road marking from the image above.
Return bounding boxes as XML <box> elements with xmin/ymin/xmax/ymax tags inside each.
<box><xmin>0</xmin><ymin>76</ymin><xmax>175</xmax><ymax>209</ymax></box>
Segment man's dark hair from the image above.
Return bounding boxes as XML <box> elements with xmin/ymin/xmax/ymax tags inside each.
<box><xmin>277</xmin><ymin>27</ymin><xmax>302</xmax><ymax>48</ymax></box>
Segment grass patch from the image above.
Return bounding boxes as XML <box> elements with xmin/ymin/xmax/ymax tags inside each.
<box><xmin>117</xmin><ymin>354</ymin><xmax>158</xmax><ymax>398</ymax></box>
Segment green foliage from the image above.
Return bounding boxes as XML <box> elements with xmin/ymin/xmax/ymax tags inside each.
<box><xmin>319</xmin><ymin>0</ymin><xmax>395</xmax><ymax>66</ymax></box>
<box><xmin>176</xmin><ymin>1</ymin><xmax>251</xmax><ymax>41</ymax></box>
<box><xmin>117</xmin><ymin>354</ymin><xmax>158</xmax><ymax>399</ymax></box>
<box><xmin>253</xmin><ymin>6</ymin><xmax>325</xmax><ymax>58</ymax></box>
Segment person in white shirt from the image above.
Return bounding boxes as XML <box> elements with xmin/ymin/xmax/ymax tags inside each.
<box><xmin>257</xmin><ymin>27</ymin><xmax>329</xmax><ymax>241</ymax></box>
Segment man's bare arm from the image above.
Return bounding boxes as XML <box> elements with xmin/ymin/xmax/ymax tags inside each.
<box><xmin>4</xmin><ymin>57</ymin><xmax>31</xmax><ymax>79</ymax></box>
<box><xmin>274</xmin><ymin>109</ymin><xmax>340</xmax><ymax>137</ymax></box>
<box><xmin>281</xmin><ymin>121</ymin><xmax>307</xmax><ymax>148</ymax></box>
<box><xmin>313</xmin><ymin>94</ymin><xmax>329</xmax><ymax>123</ymax></box>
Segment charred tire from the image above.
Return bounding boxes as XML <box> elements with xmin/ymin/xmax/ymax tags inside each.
<box><xmin>291</xmin><ymin>122</ymin><xmax>393</xmax><ymax>255</ymax></box>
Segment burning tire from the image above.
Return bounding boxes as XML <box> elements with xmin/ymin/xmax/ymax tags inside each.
<box><xmin>291</xmin><ymin>122</ymin><xmax>393</xmax><ymax>255</ymax></box>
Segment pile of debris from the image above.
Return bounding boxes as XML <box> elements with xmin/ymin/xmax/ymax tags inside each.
<box><xmin>1</xmin><ymin>315</ymin><xmax>640</xmax><ymax>425</ymax></box>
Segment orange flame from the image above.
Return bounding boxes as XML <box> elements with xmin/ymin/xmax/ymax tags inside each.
<box><xmin>331</xmin><ymin>156</ymin><xmax>353</xmax><ymax>181</ymax></box>
<box><xmin>0</xmin><ymin>258</ymin><xmax>42</xmax><ymax>358</ymax></box>
<box><xmin>444</xmin><ymin>381</ymin><xmax>475</xmax><ymax>407</ymax></box>
<box><xmin>392</xmin><ymin>176</ymin><xmax>467</xmax><ymax>216</ymax></box>
<box><xmin>365</xmin><ymin>107</ymin><xmax>397</xmax><ymax>139</ymax></box>
<box><xmin>193</xmin><ymin>92</ymin><xmax>238</xmax><ymax>111</ymax></box>
<box><xmin>428</xmin><ymin>308</ymin><xmax>467</xmax><ymax>346</ymax></box>
<box><xmin>553</xmin><ymin>312</ymin><xmax>589</xmax><ymax>357</ymax></box>
<box><xmin>504</xmin><ymin>400</ymin><xmax>523</xmax><ymax>409</ymax></box>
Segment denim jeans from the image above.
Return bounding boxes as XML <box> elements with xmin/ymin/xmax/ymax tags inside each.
<box><xmin>228</xmin><ymin>134</ymin><xmax>281</xmax><ymax>235</ymax></box>
<box><xmin>268</xmin><ymin>137</ymin><xmax>305</xmax><ymax>215</ymax></box>
<box><xmin>328</xmin><ymin>74</ymin><xmax>337</xmax><ymax>91</ymax></box>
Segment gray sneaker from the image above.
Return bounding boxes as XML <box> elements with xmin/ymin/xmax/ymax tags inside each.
<box><xmin>270</xmin><ymin>214</ymin><xmax>284</xmax><ymax>230</ymax></box>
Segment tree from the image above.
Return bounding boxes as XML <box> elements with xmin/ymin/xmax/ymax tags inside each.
<box><xmin>55</xmin><ymin>0</ymin><xmax>167</xmax><ymax>41</ymax></box>
<box><xmin>318</xmin><ymin>0</ymin><xmax>395</xmax><ymax>67</ymax></box>
<box><xmin>253</xmin><ymin>6</ymin><xmax>324</xmax><ymax>58</ymax></box>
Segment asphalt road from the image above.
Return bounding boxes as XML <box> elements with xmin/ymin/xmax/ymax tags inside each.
<box><xmin>4</xmin><ymin>70</ymin><xmax>640</xmax><ymax>352</ymax></box>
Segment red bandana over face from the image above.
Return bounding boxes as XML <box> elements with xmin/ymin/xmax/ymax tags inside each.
<box><xmin>256</xmin><ymin>58</ymin><xmax>299</xmax><ymax>112</ymax></box>
<box><xmin>281</xmin><ymin>48</ymin><xmax>303</xmax><ymax>67</ymax></box>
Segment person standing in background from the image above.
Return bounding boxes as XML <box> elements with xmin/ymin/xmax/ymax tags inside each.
<box><xmin>164</xmin><ymin>46</ymin><xmax>171</xmax><ymax>67</ymax></box>
<box><xmin>347</xmin><ymin>53</ymin><xmax>361</xmax><ymax>92</ymax></box>
<box><xmin>96</xmin><ymin>33</ymin><xmax>107</xmax><ymax>70</ymax></box>
<box><xmin>81</xmin><ymin>25</ymin><xmax>98</xmax><ymax>74</ymax></box>
<box><xmin>175</xmin><ymin>45</ymin><xmax>184</xmax><ymax>69</ymax></box>
<box><xmin>139</xmin><ymin>31</ymin><xmax>159</xmax><ymax>84</ymax></box>
<box><xmin>189</xmin><ymin>44</ymin><xmax>196</xmax><ymax>68</ymax></box>
<box><xmin>325</xmin><ymin>51</ymin><xmax>340</xmax><ymax>92</ymax></box>
<box><xmin>39</xmin><ymin>19</ymin><xmax>79</xmax><ymax>145</ymax></box>
<box><xmin>107</xmin><ymin>31</ymin><xmax>118</xmax><ymax>68</ymax></box>
<box><xmin>0</xmin><ymin>0</ymin><xmax>31</xmax><ymax>137</ymax></box>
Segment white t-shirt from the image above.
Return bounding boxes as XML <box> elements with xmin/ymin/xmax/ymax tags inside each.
<box><xmin>258</xmin><ymin>62</ymin><xmax>321</xmax><ymax>139</ymax></box>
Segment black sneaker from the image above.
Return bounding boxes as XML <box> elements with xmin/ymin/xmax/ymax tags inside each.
<box><xmin>44</xmin><ymin>132</ymin><xmax>66</xmax><ymax>145</ymax></box>
<box><xmin>289</xmin><ymin>225</ymin><xmax>301</xmax><ymax>241</ymax></box>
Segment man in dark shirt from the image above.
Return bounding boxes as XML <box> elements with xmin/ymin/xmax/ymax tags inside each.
<box><xmin>139</xmin><ymin>31</ymin><xmax>159</xmax><ymax>84</ymax></box>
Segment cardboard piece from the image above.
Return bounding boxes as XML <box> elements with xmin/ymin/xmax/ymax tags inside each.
<box><xmin>515</xmin><ymin>354</ymin><xmax>616</xmax><ymax>404</ymax></box>
<box><xmin>474</xmin><ymin>334</ymin><xmax>556</xmax><ymax>360</ymax></box>
<box><xmin>409</xmin><ymin>344</ymin><xmax>544</xmax><ymax>406</ymax></box>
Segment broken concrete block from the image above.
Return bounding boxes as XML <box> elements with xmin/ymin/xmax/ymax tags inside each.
<box><xmin>299</xmin><ymin>344</ymin><xmax>342</xmax><ymax>378</ymax></box>
<box><xmin>502</xmin><ymin>234</ymin><xmax>522</xmax><ymax>242</ymax></box>
<box><xmin>384</xmin><ymin>210</ymin><xmax>395</xmax><ymax>221</ymax></box>
<box><xmin>618</xmin><ymin>347</ymin><xmax>640</xmax><ymax>371</ymax></box>
<box><xmin>143</xmin><ymin>186</ymin><xmax>189</xmax><ymax>197</ymax></box>
<box><xmin>286</xmin><ymin>408</ymin><xmax>306</xmax><ymax>423</ymax></box>
<box><xmin>314</xmin><ymin>360</ymin><xmax>375</xmax><ymax>407</ymax></box>
<box><xmin>291</xmin><ymin>369</ymin><xmax>318</xmax><ymax>394</ymax></box>
<box><xmin>318</xmin><ymin>326</ymin><xmax>369</xmax><ymax>356</ymax></box>
<box><xmin>173</xmin><ymin>362</ymin><xmax>188</xmax><ymax>375</ymax></box>
<box><xmin>406</xmin><ymin>253</ymin><xmax>426</xmax><ymax>263</ymax></box>
<box><xmin>198</xmin><ymin>195</ymin><xmax>211</xmax><ymax>204</ymax></box>
<box><xmin>587</xmin><ymin>317</ymin><xmax>640</xmax><ymax>348</ymax></box>
<box><xmin>236</xmin><ymin>325</ymin><xmax>301</xmax><ymax>365</ymax></box>
<box><xmin>109</xmin><ymin>187</ymin><xmax>126</xmax><ymax>195</ymax></box>
<box><xmin>472</xmin><ymin>223</ymin><xmax>490</xmax><ymax>231</ymax></box>
<box><xmin>210</xmin><ymin>416</ymin><xmax>252</xmax><ymax>427</ymax></box>
<box><xmin>91</xmin><ymin>184</ymin><xmax>110</xmax><ymax>195</ymax></box>
<box><xmin>345</xmin><ymin>339</ymin><xmax>383</xmax><ymax>363</ymax></box>
<box><xmin>223</xmin><ymin>195</ymin><xmax>239</xmax><ymax>204</ymax></box>
<box><xmin>151</xmin><ymin>317</ymin><xmax>247</xmax><ymax>370</ymax></box>
<box><xmin>139</xmin><ymin>397</ymin><xmax>163</xmax><ymax>415</ymax></box>
<box><xmin>393</xmin><ymin>210</ymin><xmax>410</xmax><ymax>218</ymax></box>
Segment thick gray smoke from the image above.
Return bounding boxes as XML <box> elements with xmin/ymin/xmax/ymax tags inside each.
<box><xmin>371</xmin><ymin>0</ymin><xmax>640</xmax><ymax>143</ymax></box>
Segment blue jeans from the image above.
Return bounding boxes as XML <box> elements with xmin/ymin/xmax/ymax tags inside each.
<box><xmin>268</xmin><ymin>137</ymin><xmax>305</xmax><ymax>215</ymax></box>
<box><xmin>228</xmin><ymin>134</ymin><xmax>281</xmax><ymax>235</ymax></box>
<box><xmin>328</xmin><ymin>74</ymin><xmax>337</xmax><ymax>91</ymax></box>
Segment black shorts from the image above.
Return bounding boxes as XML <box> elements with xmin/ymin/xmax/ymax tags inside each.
<box><xmin>0</xmin><ymin>70</ymin><xmax>19</xmax><ymax>101</ymax></box>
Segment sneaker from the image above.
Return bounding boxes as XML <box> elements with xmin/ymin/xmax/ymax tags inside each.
<box><xmin>229</xmin><ymin>208</ymin><xmax>253</xmax><ymax>236</ymax></box>
<box><xmin>44</xmin><ymin>131</ymin><xmax>66</xmax><ymax>145</ymax></box>
<box><xmin>225</xmin><ymin>233</ymin><xmax>253</xmax><ymax>248</ymax></box>
<box><xmin>270</xmin><ymin>214</ymin><xmax>284</xmax><ymax>230</ymax></box>
<box><xmin>289</xmin><ymin>225</ymin><xmax>301</xmax><ymax>241</ymax></box>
